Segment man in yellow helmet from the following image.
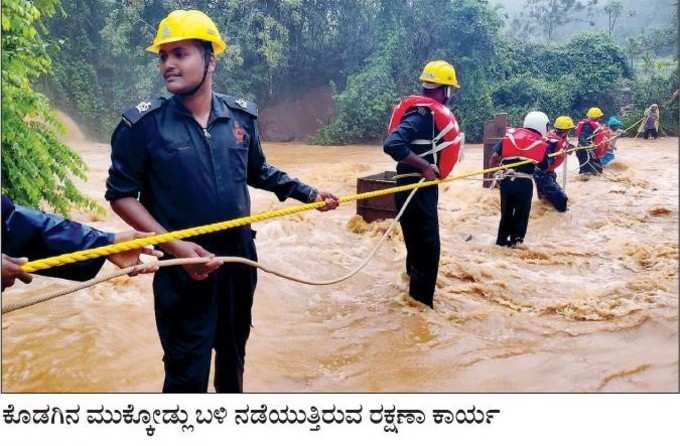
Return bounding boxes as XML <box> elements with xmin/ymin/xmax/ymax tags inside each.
<box><xmin>383</xmin><ymin>60</ymin><xmax>461</xmax><ymax>308</ymax></box>
<box><xmin>105</xmin><ymin>10</ymin><xmax>338</xmax><ymax>393</ymax></box>
<box><xmin>574</xmin><ymin>107</ymin><xmax>605</xmax><ymax>175</ymax></box>
<box><xmin>533</xmin><ymin>116</ymin><xmax>576</xmax><ymax>212</ymax></box>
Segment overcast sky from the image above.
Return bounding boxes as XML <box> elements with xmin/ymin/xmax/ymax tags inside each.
<box><xmin>489</xmin><ymin>0</ymin><xmax>675</xmax><ymax>41</ymax></box>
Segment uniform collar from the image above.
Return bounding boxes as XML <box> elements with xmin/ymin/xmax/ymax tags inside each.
<box><xmin>210</xmin><ymin>93</ymin><xmax>233</xmax><ymax>120</ymax></box>
<box><xmin>169</xmin><ymin>92</ymin><xmax>233</xmax><ymax>121</ymax></box>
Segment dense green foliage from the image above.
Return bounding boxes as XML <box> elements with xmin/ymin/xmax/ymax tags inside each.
<box><xmin>622</xmin><ymin>62</ymin><xmax>679</xmax><ymax>135</ymax></box>
<box><xmin>1</xmin><ymin>0</ymin><xmax>677</xmax><ymax>210</ymax></box>
<box><xmin>317</xmin><ymin>29</ymin><xmax>633</xmax><ymax>143</ymax></box>
<box><xmin>43</xmin><ymin>0</ymin><xmax>381</xmax><ymax>140</ymax></box>
<box><xmin>621</xmin><ymin>2</ymin><xmax>679</xmax><ymax>135</ymax></box>
<box><xmin>315</xmin><ymin>0</ymin><xmax>503</xmax><ymax>143</ymax></box>
<box><xmin>1</xmin><ymin>0</ymin><xmax>99</xmax><ymax>214</ymax></box>
<box><xmin>39</xmin><ymin>0</ymin><xmax>677</xmax><ymax>144</ymax></box>
<box><xmin>39</xmin><ymin>0</ymin><xmax>673</xmax><ymax>146</ymax></box>
<box><xmin>491</xmin><ymin>33</ymin><xmax>632</xmax><ymax>128</ymax></box>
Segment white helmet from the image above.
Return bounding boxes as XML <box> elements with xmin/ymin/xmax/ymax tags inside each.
<box><xmin>523</xmin><ymin>111</ymin><xmax>550</xmax><ymax>137</ymax></box>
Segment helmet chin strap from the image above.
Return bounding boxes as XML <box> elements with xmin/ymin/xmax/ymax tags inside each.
<box><xmin>442</xmin><ymin>86</ymin><xmax>456</xmax><ymax>105</ymax></box>
<box><xmin>177</xmin><ymin>50</ymin><xmax>211</xmax><ymax>97</ymax></box>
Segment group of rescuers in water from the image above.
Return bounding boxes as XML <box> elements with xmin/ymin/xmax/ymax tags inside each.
<box><xmin>1</xmin><ymin>10</ymin><xmax>649</xmax><ymax>393</ymax></box>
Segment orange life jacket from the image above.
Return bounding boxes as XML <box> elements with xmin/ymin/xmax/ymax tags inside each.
<box><xmin>387</xmin><ymin>95</ymin><xmax>461</xmax><ymax>178</ymax></box>
<box><xmin>575</xmin><ymin>118</ymin><xmax>608</xmax><ymax>158</ymax></box>
<box><xmin>593</xmin><ymin>126</ymin><xmax>612</xmax><ymax>158</ymax></box>
<box><xmin>500</xmin><ymin>127</ymin><xmax>547</xmax><ymax>163</ymax></box>
<box><xmin>545</xmin><ymin>130</ymin><xmax>569</xmax><ymax>172</ymax></box>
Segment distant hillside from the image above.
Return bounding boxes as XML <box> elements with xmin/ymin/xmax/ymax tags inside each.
<box><xmin>491</xmin><ymin>0</ymin><xmax>675</xmax><ymax>42</ymax></box>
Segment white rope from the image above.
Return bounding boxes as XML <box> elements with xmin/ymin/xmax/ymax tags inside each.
<box><xmin>2</xmin><ymin>180</ymin><xmax>426</xmax><ymax>314</ymax></box>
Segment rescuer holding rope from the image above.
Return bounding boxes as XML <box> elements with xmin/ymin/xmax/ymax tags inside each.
<box><xmin>1</xmin><ymin>195</ymin><xmax>160</xmax><ymax>291</ymax></box>
<box><xmin>533</xmin><ymin>116</ymin><xmax>575</xmax><ymax>212</ymax></box>
<box><xmin>383</xmin><ymin>60</ymin><xmax>462</xmax><ymax>308</ymax></box>
<box><xmin>575</xmin><ymin>107</ymin><xmax>606</xmax><ymax>175</ymax></box>
<box><xmin>105</xmin><ymin>10</ymin><xmax>338</xmax><ymax>393</ymax></box>
<box><xmin>490</xmin><ymin>111</ymin><xmax>549</xmax><ymax>247</ymax></box>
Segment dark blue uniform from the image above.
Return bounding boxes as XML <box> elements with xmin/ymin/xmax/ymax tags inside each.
<box><xmin>106</xmin><ymin>93</ymin><xmax>318</xmax><ymax>393</ymax></box>
<box><xmin>2</xmin><ymin>195</ymin><xmax>114</xmax><ymax>281</ymax></box>
<box><xmin>576</xmin><ymin>121</ymin><xmax>602</xmax><ymax>175</ymax></box>
<box><xmin>384</xmin><ymin>107</ymin><xmax>439</xmax><ymax>308</ymax></box>
<box><xmin>534</xmin><ymin>141</ymin><xmax>568</xmax><ymax>212</ymax></box>
<box><xmin>492</xmin><ymin>142</ymin><xmax>535</xmax><ymax>246</ymax></box>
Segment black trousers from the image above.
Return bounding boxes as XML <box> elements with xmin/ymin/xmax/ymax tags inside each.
<box><xmin>395</xmin><ymin>179</ymin><xmax>439</xmax><ymax>308</ymax></box>
<box><xmin>153</xmin><ymin>230</ymin><xmax>257</xmax><ymax>393</ymax></box>
<box><xmin>497</xmin><ymin>177</ymin><xmax>533</xmax><ymax>246</ymax></box>
<box><xmin>534</xmin><ymin>170</ymin><xmax>568</xmax><ymax>212</ymax></box>
<box><xmin>644</xmin><ymin>128</ymin><xmax>658</xmax><ymax>139</ymax></box>
<box><xmin>575</xmin><ymin>147</ymin><xmax>602</xmax><ymax>174</ymax></box>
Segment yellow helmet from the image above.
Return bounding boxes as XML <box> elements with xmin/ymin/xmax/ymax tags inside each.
<box><xmin>419</xmin><ymin>60</ymin><xmax>460</xmax><ymax>88</ymax></box>
<box><xmin>586</xmin><ymin>107</ymin><xmax>604</xmax><ymax>119</ymax></box>
<box><xmin>554</xmin><ymin>116</ymin><xmax>575</xmax><ymax>130</ymax></box>
<box><xmin>146</xmin><ymin>10</ymin><xmax>227</xmax><ymax>55</ymax></box>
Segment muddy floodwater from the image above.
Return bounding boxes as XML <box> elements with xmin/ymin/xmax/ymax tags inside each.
<box><xmin>2</xmin><ymin>122</ymin><xmax>678</xmax><ymax>392</ymax></box>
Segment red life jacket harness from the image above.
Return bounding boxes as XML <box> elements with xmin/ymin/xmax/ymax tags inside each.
<box><xmin>594</xmin><ymin>127</ymin><xmax>612</xmax><ymax>158</ymax></box>
<box><xmin>500</xmin><ymin>127</ymin><xmax>547</xmax><ymax>163</ymax></box>
<box><xmin>545</xmin><ymin>130</ymin><xmax>570</xmax><ymax>172</ymax></box>
<box><xmin>575</xmin><ymin>118</ymin><xmax>599</xmax><ymax>137</ymax></box>
<box><xmin>575</xmin><ymin>118</ymin><xmax>609</xmax><ymax>158</ymax></box>
<box><xmin>387</xmin><ymin>95</ymin><xmax>462</xmax><ymax>178</ymax></box>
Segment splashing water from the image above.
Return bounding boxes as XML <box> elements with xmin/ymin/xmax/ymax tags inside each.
<box><xmin>2</xmin><ymin>136</ymin><xmax>677</xmax><ymax>392</ymax></box>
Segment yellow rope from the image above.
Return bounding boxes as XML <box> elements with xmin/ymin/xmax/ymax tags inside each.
<box><xmin>4</xmin><ymin>182</ymin><xmax>428</xmax><ymax>314</ymax></box>
<box><xmin>2</xmin><ymin>115</ymin><xmax>650</xmax><ymax>314</ymax></box>
<box><xmin>18</xmin><ymin>116</ymin><xmax>645</xmax><ymax>274</ymax></box>
<box><xmin>19</xmin><ymin>160</ymin><xmax>530</xmax><ymax>273</ymax></box>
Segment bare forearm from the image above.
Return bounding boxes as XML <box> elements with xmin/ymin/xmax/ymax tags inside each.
<box><xmin>111</xmin><ymin>198</ymin><xmax>165</xmax><ymax>233</ymax></box>
<box><xmin>400</xmin><ymin>152</ymin><xmax>432</xmax><ymax>172</ymax></box>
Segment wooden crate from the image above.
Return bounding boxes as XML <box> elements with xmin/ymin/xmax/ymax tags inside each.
<box><xmin>356</xmin><ymin>171</ymin><xmax>397</xmax><ymax>222</ymax></box>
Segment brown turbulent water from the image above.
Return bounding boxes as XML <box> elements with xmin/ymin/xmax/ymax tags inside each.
<box><xmin>2</xmin><ymin>119</ymin><xmax>678</xmax><ymax>392</ymax></box>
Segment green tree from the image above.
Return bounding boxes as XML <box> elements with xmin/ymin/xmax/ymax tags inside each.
<box><xmin>625</xmin><ymin>35</ymin><xmax>645</xmax><ymax>70</ymax></box>
<box><xmin>1</xmin><ymin>0</ymin><xmax>99</xmax><ymax>215</ymax></box>
<box><xmin>603</xmin><ymin>0</ymin><xmax>624</xmax><ymax>37</ymax></box>
<box><xmin>490</xmin><ymin>32</ymin><xmax>631</xmax><ymax>126</ymax></box>
<box><xmin>515</xmin><ymin>0</ymin><xmax>597</xmax><ymax>41</ymax></box>
<box><xmin>30</xmin><ymin>0</ymin><xmax>672</xmax><ymax>147</ymax></box>
<box><xmin>316</xmin><ymin>0</ymin><xmax>503</xmax><ymax>143</ymax></box>
<box><xmin>43</xmin><ymin>0</ymin><xmax>379</xmax><ymax>138</ymax></box>
<box><xmin>41</xmin><ymin>0</ymin><xmax>117</xmax><ymax>140</ymax></box>
<box><xmin>623</xmin><ymin>0</ymin><xmax>679</xmax><ymax>135</ymax></box>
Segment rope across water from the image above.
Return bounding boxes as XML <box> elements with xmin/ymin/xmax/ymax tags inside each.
<box><xmin>1</xmin><ymin>112</ymin><xmax>652</xmax><ymax>314</ymax></box>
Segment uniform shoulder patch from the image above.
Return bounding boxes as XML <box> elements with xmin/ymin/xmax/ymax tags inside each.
<box><xmin>121</xmin><ymin>98</ymin><xmax>165</xmax><ymax>127</ymax></box>
<box><xmin>223</xmin><ymin>95</ymin><xmax>258</xmax><ymax>118</ymax></box>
